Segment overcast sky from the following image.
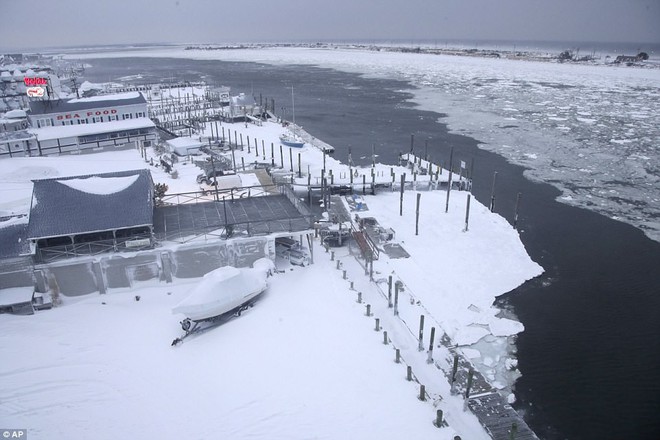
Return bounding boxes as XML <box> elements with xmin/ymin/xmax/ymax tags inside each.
<box><xmin>1</xmin><ymin>0</ymin><xmax>659</xmax><ymax>51</ymax></box>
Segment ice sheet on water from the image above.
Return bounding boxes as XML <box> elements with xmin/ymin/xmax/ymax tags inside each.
<box><xmin>401</xmin><ymin>59</ymin><xmax>660</xmax><ymax>242</ymax></box>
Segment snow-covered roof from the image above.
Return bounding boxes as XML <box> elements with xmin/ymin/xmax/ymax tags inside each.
<box><xmin>27</xmin><ymin>169</ymin><xmax>154</xmax><ymax>240</ymax></box>
<box><xmin>230</xmin><ymin>94</ymin><xmax>255</xmax><ymax>106</ymax></box>
<box><xmin>4</xmin><ymin>109</ymin><xmax>27</xmax><ymax>119</ymax></box>
<box><xmin>28</xmin><ymin>118</ymin><xmax>155</xmax><ymax>141</ymax></box>
<box><xmin>166</xmin><ymin>136</ymin><xmax>203</xmax><ymax>148</ymax></box>
<box><xmin>29</xmin><ymin>92</ymin><xmax>146</xmax><ymax>116</ymax></box>
<box><xmin>67</xmin><ymin>92</ymin><xmax>142</xmax><ymax>104</ymax></box>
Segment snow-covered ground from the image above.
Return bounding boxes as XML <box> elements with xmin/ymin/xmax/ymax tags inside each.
<box><xmin>0</xmin><ymin>208</ymin><xmax>537</xmax><ymax>440</ymax></box>
<box><xmin>0</xmin><ymin>188</ymin><xmax>539</xmax><ymax>440</ymax></box>
<box><xmin>65</xmin><ymin>46</ymin><xmax>660</xmax><ymax>243</ymax></box>
<box><xmin>0</xmin><ymin>262</ymin><xmax>472</xmax><ymax>440</ymax></box>
<box><xmin>1</xmin><ymin>66</ymin><xmax>543</xmax><ymax>438</ymax></box>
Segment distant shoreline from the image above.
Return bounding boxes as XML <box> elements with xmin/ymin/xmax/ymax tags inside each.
<box><xmin>181</xmin><ymin>42</ymin><xmax>660</xmax><ymax>68</ymax></box>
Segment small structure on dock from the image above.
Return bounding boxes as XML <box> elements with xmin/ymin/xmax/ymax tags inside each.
<box><xmin>166</xmin><ymin>136</ymin><xmax>203</xmax><ymax>156</ymax></box>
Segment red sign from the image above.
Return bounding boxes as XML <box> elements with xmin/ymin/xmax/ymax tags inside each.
<box><xmin>24</xmin><ymin>77</ymin><xmax>48</xmax><ymax>86</ymax></box>
<box><xmin>27</xmin><ymin>87</ymin><xmax>45</xmax><ymax>97</ymax></box>
<box><xmin>56</xmin><ymin>109</ymin><xmax>118</xmax><ymax>120</ymax></box>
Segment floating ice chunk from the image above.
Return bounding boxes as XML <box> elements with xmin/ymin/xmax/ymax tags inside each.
<box><xmin>492</xmin><ymin>380</ymin><xmax>506</xmax><ymax>389</ymax></box>
<box><xmin>577</xmin><ymin>117</ymin><xmax>596</xmax><ymax>124</ymax></box>
<box><xmin>488</xmin><ymin>317</ymin><xmax>525</xmax><ymax>337</ymax></box>
<box><xmin>461</xmin><ymin>348</ymin><xmax>481</xmax><ymax>359</ymax></box>
<box><xmin>454</xmin><ymin>326</ymin><xmax>490</xmax><ymax>346</ymax></box>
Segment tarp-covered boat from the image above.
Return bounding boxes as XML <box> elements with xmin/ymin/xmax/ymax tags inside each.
<box><xmin>172</xmin><ymin>258</ymin><xmax>274</xmax><ymax>322</ymax></box>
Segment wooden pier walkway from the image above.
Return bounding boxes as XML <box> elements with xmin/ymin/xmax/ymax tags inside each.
<box><xmin>468</xmin><ymin>393</ymin><xmax>539</xmax><ymax>440</ymax></box>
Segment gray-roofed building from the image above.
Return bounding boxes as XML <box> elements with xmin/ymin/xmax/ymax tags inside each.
<box><xmin>27</xmin><ymin>169</ymin><xmax>155</xmax><ymax>262</ymax></box>
<box><xmin>28</xmin><ymin>92</ymin><xmax>148</xmax><ymax>128</ymax></box>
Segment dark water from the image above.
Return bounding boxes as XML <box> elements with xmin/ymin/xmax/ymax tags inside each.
<box><xmin>84</xmin><ymin>58</ymin><xmax>660</xmax><ymax>440</ymax></box>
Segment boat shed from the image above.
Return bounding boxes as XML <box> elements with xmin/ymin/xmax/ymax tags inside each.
<box><xmin>27</xmin><ymin>169</ymin><xmax>155</xmax><ymax>262</ymax></box>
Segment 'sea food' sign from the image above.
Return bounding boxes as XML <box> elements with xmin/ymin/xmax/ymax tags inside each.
<box><xmin>56</xmin><ymin>109</ymin><xmax>118</xmax><ymax>120</ymax></box>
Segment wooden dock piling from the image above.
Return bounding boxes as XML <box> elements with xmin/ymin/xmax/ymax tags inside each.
<box><xmin>427</xmin><ymin>327</ymin><xmax>435</xmax><ymax>364</ymax></box>
<box><xmin>490</xmin><ymin>171</ymin><xmax>498</xmax><ymax>212</ymax></box>
<box><xmin>464</xmin><ymin>194</ymin><xmax>471</xmax><ymax>232</ymax></box>
<box><xmin>400</xmin><ymin>173</ymin><xmax>406</xmax><ymax>216</ymax></box>
<box><xmin>415</xmin><ymin>193</ymin><xmax>421</xmax><ymax>235</ymax></box>
<box><xmin>388</xmin><ymin>276</ymin><xmax>393</xmax><ymax>308</ymax></box>
<box><xmin>418</xmin><ymin>315</ymin><xmax>425</xmax><ymax>351</ymax></box>
<box><xmin>513</xmin><ymin>192</ymin><xmax>522</xmax><ymax>229</ymax></box>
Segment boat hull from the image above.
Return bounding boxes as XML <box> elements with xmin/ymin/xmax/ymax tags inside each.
<box><xmin>280</xmin><ymin>135</ymin><xmax>304</xmax><ymax>148</ymax></box>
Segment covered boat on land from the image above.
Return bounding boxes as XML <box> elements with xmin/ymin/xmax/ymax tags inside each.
<box><xmin>171</xmin><ymin>258</ymin><xmax>275</xmax><ymax>345</ymax></box>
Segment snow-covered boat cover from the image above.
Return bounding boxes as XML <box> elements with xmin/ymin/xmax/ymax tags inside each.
<box><xmin>172</xmin><ymin>260</ymin><xmax>271</xmax><ymax>321</ymax></box>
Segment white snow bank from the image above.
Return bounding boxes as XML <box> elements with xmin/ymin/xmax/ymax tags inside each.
<box><xmin>58</xmin><ymin>175</ymin><xmax>139</xmax><ymax>195</ymax></box>
<box><xmin>364</xmin><ymin>190</ymin><xmax>543</xmax><ymax>345</ymax></box>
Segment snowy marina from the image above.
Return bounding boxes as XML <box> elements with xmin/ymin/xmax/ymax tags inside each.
<box><xmin>3</xmin><ymin>42</ymin><xmax>659</xmax><ymax>439</ymax></box>
<box><xmin>0</xmin><ymin>71</ymin><xmax>543</xmax><ymax>438</ymax></box>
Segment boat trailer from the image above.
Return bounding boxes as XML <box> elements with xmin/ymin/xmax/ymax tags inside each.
<box><xmin>171</xmin><ymin>302</ymin><xmax>253</xmax><ymax>346</ymax></box>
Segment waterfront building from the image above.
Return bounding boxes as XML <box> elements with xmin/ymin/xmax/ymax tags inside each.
<box><xmin>28</xmin><ymin>92</ymin><xmax>148</xmax><ymax>128</ymax></box>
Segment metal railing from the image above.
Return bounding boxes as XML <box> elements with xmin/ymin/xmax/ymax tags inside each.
<box><xmin>154</xmin><ymin>215</ymin><xmax>313</xmax><ymax>244</ymax></box>
<box><xmin>36</xmin><ymin>234</ymin><xmax>153</xmax><ymax>263</ymax></box>
<box><xmin>158</xmin><ymin>183</ymin><xmax>278</xmax><ymax>206</ymax></box>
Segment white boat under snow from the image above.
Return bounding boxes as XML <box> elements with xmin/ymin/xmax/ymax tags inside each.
<box><xmin>172</xmin><ymin>258</ymin><xmax>274</xmax><ymax>322</ymax></box>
